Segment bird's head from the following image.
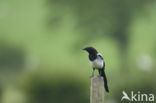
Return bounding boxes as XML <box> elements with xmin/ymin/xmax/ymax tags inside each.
<box><xmin>83</xmin><ymin>47</ymin><xmax>98</xmax><ymax>55</ymax></box>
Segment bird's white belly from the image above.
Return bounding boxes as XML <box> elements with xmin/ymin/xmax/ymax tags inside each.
<box><xmin>90</xmin><ymin>58</ymin><xmax>103</xmax><ymax>69</ymax></box>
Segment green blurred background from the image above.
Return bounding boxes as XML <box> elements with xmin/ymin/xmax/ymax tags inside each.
<box><xmin>0</xmin><ymin>0</ymin><xmax>156</xmax><ymax>103</ymax></box>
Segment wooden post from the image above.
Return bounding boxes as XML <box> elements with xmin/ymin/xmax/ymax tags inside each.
<box><xmin>90</xmin><ymin>76</ymin><xmax>104</xmax><ymax>103</ymax></box>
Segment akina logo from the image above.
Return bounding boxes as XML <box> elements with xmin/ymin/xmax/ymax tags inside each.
<box><xmin>121</xmin><ymin>91</ymin><xmax>154</xmax><ymax>102</ymax></box>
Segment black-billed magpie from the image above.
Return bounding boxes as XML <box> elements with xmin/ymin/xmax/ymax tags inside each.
<box><xmin>83</xmin><ymin>47</ymin><xmax>109</xmax><ymax>92</ymax></box>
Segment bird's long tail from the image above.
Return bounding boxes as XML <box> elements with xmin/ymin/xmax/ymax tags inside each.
<box><xmin>100</xmin><ymin>69</ymin><xmax>109</xmax><ymax>92</ymax></box>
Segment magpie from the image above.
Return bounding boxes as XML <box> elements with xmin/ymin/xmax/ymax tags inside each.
<box><xmin>83</xmin><ymin>47</ymin><xmax>109</xmax><ymax>92</ymax></box>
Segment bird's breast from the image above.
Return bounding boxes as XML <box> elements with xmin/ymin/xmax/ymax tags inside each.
<box><xmin>90</xmin><ymin>58</ymin><xmax>103</xmax><ymax>69</ymax></box>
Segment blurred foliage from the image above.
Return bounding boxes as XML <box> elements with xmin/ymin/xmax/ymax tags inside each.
<box><xmin>113</xmin><ymin>70</ymin><xmax>156</xmax><ymax>103</ymax></box>
<box><xmin>47</xmin><ymin>0</ymin><xmax>154</xmax><ymax>44</ymax></box>
<box><xmin>0</xmin><ymin>42</ymin><xmax>25</xmax><ymax>72</ymax></box>
<box><xmin>19</xmin><ymin>71</ymin><xmax>89</xmax><ymax>103</ymax></box>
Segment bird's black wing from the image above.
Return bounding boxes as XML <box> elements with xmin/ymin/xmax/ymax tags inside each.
<box><xmin>97</xmin><ymin>53</ymin><xmax>109</xmax><ymax>92</ymax></box>
<box><xmin>97</xmin><ymin>53</ymin><xmax>105</xmax><ymax>69</ymax></box>
<box><xmin>97</xmin><ymin>54</ymin><xmax>103</xmax><ymax>60</ymax></box>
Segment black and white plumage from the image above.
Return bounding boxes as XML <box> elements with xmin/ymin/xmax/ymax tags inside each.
<box><xmin>83</xmin><ymin>47</ymin><xmax>109</xmax><ymax>92</ymax></box>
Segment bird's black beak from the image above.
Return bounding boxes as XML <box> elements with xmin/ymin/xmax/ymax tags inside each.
<box><xmin>82</xmin><ymin>48</ymin><xmax>86</xmax><ymax>50</ymax></box>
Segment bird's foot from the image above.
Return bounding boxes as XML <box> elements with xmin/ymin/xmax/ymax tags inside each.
<box><xmin>97</xmin><ymin>75</ymin><xmax>101</xmax><ymax>77</ymax></box>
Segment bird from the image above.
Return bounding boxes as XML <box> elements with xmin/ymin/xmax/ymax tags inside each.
<box><xmin>83</xmin><ymin>47</ymin><xmax>109</xmax><ymax>92</ymax></box>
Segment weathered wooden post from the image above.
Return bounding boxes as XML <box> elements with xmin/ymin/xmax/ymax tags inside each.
<box><xmin>90</xmin><ymin>76</ymin><xmax>104</xmax><ymax>103</ymax></box>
